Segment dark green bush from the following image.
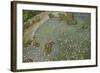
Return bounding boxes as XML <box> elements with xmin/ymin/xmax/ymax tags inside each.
<box><xmin>23</xmin><ymin>10</ymin><xmax>42</xmax><ymax>22</ymax></box>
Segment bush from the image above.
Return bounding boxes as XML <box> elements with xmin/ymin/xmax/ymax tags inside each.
<box><xmin>23</xmin><ymin>39</ymin><xmax>32</xmax><ymax>48</ymax></box>
<box><xmin>23</xmin><ymin>10</ymin><xmax>42</xmax><ymax>22</ymax></box>
<box><xmin>24</xmin><ymin>22</ymin><xmax>31</xmax><ymax>30</ymax></box>
<box><xmin>59</xmin><ymin>14</ymin><xmax>77</xmax><ymax>25</ymax></box>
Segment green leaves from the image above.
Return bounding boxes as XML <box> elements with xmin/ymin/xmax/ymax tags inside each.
<box><xmin>23</xmin><ymin>10</ymin><xmax>42</xmax><ymax>22</ymax></box>
<box><xmin>59</xmin><ymin>13</ymin><xmax>77</xmax><ymax>25</ymax></box>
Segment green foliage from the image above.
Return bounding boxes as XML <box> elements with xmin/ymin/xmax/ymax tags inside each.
<box><xmin>23</xmin><ymin>39</ymin><xmax>32</xmax><ymax>48</ymax></box>
<box><xmin>59</xmin><ymin>14</ymin><xmax>77</xmax><ymax>25</ymax></box>
<box><xmin>23</xmin><ymin>10</ymin><xmax>42</xmax><ymax>22</ymax></box>
<box><xmin>24</xmin><ymin>21</ymin><xmax>30</xmax><ymax>30</ymax></box>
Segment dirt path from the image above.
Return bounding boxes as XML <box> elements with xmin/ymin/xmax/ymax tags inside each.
<box><xmin>23</xmin><ymin>12</ymin><xmax>49</xmax><ymax>43</ymax></box>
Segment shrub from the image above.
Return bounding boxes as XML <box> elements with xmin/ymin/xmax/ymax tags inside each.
<box><xmin>23</xmin><ymin>39</ymin><xmax>32</xmax><ymax>48</ymax></box>
<box><xmin>23</xmin><ymin>10</ymin><xmax>42</xmax><ymax>22</ymax></box>
<box><xmin>59</xmin><ymin>13</ymin><xmax>77</xmax><ymax>25</ymax></box>
<box><xmin>24</xmin><ymin>22</ymin><xmax>30</xmax><ymax>30</ymax></box>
